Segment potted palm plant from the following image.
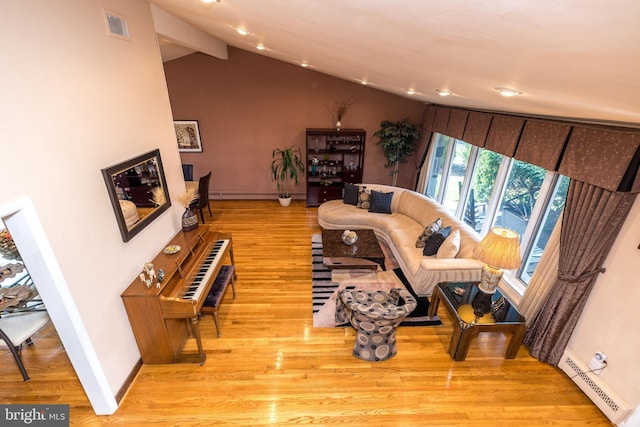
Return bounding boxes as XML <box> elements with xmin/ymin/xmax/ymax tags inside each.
<box><xmin>271</xmin><ymin>145</ymin><xmax>305</xmax><ymax>207</ymax></box>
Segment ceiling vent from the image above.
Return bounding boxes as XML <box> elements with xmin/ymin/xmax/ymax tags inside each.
<box><xmin>103</xmin><ymin>9</ymin><xmax>130</xmax><ymax>40</ymax></box>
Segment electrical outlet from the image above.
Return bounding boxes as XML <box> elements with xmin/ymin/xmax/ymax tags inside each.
<box><xmin>588</xmin><ymin>352</ymin><xmax>607</xmax><ymax>374</ymax></box>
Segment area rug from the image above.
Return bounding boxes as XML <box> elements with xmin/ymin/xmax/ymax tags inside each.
<box><xmin>312</xmin><ymin>234</ymin><xmax>441</xmax><ymax>328</ymax></box>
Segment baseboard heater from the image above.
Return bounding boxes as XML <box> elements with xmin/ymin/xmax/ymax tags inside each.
<box><xmin>559</xmin><ymin>350</ymin><xmax>631</xmax><ymax>425</ymax></box>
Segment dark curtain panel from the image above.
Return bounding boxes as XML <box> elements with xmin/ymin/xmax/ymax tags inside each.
<box><xmin>523</xmin><ymin>179</ymin><xmax>636</xmax><ymax>365</ymax></box>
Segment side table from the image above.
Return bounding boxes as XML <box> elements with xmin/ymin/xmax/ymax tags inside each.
<box><xmin>428</xmin><ymin>282</ymin><xmax>526</xmax><ymax>361</ymax></box>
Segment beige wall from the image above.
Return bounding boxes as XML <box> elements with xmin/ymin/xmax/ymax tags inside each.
<box><xmin>0</xmin><ymin>0</ymin><xmax>186</xmax><ymax>413</ymax></box>
<box><xmin>163</xmin><ymin>47</ymin><xmax>426</xmax><ymax>198</ymax></box>
<box><xmin>567</xmin><ymin>196</ymin><xmax>640</xmax><ymax>411</ymax></box>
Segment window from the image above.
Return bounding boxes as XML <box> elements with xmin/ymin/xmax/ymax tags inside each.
<box><xmin>463</xmin><ymin>149</ymin><xmax>502</xmax><ymax>232</ymax></box>
<box><xmin>442</xmin><ymin>140</ymin><xmax>471</xmax><ymax>214</ymax></box>
<box><xmin>424</xmin><ymin>134</ymin><xmax>450</xmax><ymax>200</ymax></box>
<box><xmin>418</xmin><ymin>132</ymin><xmax>568</xmax><ymax>294</ymax></box>
<box><xmin>492</xmin><ymin>159</ymin><xmax>547</xmax><ymax>239</ymax></box>
<box><xmin>519</xmin><ymin>175</ymin><xmax>569</xmax><ymax>284</ymax></box>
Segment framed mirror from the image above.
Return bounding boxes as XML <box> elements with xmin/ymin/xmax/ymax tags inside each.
<box><xmin>102</xmin><ymin>149</ymin><xmax>171</xmax><ymax>242</ymax></box>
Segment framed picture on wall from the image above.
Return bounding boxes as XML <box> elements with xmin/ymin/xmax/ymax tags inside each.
<box><xmin>174</xmin><ymin>120</ymin><xmax>203</xmax><ymax>152</ymax></box>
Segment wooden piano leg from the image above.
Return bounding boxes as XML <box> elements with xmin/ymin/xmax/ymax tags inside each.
<box><xmin>176</xmin><ymin>317</ymin><xmax>207</xmax><ymax>365</ymax></box>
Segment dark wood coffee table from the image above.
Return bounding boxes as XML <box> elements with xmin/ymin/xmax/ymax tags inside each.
<box><xmin>321</xmin><ymin>229</ymin><xmax>385</xmax><ymax>270</ymax></box>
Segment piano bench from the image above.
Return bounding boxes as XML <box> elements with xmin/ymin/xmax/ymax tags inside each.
<box><xmin>201</xmin><ymin>265</ymin><xmax>236</xmax><ymax>338</ymax></box>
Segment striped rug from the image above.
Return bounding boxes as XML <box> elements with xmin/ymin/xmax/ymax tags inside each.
<box><xmin>312</xmin><ymin>234</ymin><xmax>441</xmax><ymax>327</ymax></box>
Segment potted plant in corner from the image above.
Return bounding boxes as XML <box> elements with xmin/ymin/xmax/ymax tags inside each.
<box><xmin>374</xmin><ymin>119</ymin><xmax>421</xmax><ymax>186</ymax></box>
<box><xmin>271</xmin><ymin>145</ymin><xmax>305</xmax><ymax>207</ymax></box>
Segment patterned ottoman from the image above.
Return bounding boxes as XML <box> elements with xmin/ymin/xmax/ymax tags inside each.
<box><xmin>338</xmin><ymin>287</ymin><xmax>417</xmax><ymax>361</ymax></box>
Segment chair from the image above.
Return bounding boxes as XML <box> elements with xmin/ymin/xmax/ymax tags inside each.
<box><xmin>0</xmin><ymin>310</ymin><xmax>51</xmax><ymax>381</ymax></box>
<box><xmin>182</xmin><ymin>164</ymin><xmax>193</xmax><ymax>181</ymax></box>
<box><xmin>190</xmin><ymin>171</ymin><xmax>212</xmax><ymax>224</ymax></box>
<box><xmin>338</xmin><ymin>287</ymin><xmax>417</xmax><ymax>361</ymax></box>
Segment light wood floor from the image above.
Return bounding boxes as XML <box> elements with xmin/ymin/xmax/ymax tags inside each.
<box><xmin>0</xmin><ymin>200</ymin><xmax>613</xmax><ymax>426</ymax></box>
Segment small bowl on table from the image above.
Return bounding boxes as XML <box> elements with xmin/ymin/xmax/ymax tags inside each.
<box><xmin>341</xmin><ymin>230</ymin><xmax>358</xmax><ymax>245</ymax></box>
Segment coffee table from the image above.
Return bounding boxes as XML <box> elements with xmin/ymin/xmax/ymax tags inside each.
<box><xmin>321</xmin><ymin>229</ymin><xmax>385</xmax><ymax>270</ymax></box>
<box><xmin>428</xmin><ymin>281</ymin><xmax>526</xmax><ymax>361</ymax></box>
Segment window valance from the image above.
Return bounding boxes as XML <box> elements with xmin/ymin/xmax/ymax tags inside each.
<box><xmin>422</xmin><ymin>104</ymin><xmax>640</xmax><ymax>193</ymax></box>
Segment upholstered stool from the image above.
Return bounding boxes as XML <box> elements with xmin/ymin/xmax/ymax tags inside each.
<box><xmin>201</xmin><ymin>265</ymin><xmax>236</xmax><ymax>337</ymax></box>
<box><xmin>338</xmin><ymin>287</ymin><xmax>417</xmax><ymax>361</ymax></box>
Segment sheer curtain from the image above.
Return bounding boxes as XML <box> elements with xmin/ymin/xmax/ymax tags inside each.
<box><xmin>523</xmin><ymin>180</ymin><xmax>636</xmax><ymax>365</ymax></box>
<box><xmin>518</xmin><ymin>213</ymin><xmax>562</xmax><ymax>323</ymax></box>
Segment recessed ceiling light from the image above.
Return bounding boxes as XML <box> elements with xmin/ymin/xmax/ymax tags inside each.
<box><xmin>201</xmin><ymin>0</ymin><xmax>220</xmax><ymax>3</ymax></box>
<box><xmin>358</xmin><ymin>79</ymin><xmax>369</xmax><ymax>85</ymax></box>
<box><xmin>235</xmin><ymin>27</ymin><xmax>250</xmax><ymax>36</ymax></box>
<box><xmin>436</xmin><ymin>89</ymin><xmax>453</xmax><ymax>96</ymax></box>
<box><xmin>406</xmin><ymin>89</ymin><xmax>417</xmax><ymax>95</ymax></box>
<box><xmin>300</xmin><ymin>62</ymin><xmax>310</xmax><ymax>68</ymax></box>
<box><xmin>256</xmin><ymin>44</ymin><xmax>266</xmax><ymax>51</ymax></box>
<box><xmin>495</xmin><ymin>87</ymin><xmax>522</xmax><ymax>97</ymax></box>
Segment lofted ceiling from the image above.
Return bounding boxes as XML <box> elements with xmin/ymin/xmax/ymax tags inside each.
<box><xmin>149</xmin><ymin>0</ymin><xmax>640</xmax><ymax>127</ymax></box>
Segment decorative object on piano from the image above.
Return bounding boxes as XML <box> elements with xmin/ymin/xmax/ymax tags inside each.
<box><xmin>139</xmin><ymin>262</ymin><xmax>158</xmax><ymax>288</ymax></box>
<box><xmin>0</xmin><ymin>229</ymin><xmax>21</xmax><ymax>261</ymax></box>
<box><xmin>271</xmin><ymin>145</ymin><xmax>305</xmax><ymax>207</ymax></box>
<box><xmin>341</xmin><ymin>229</ymin><xmax>358</xmax><ymax>245</ymax></box>
<box><xmin>178</xmin><ymin>188</ymin><xmax>199</xmax><ymax>232</ymax></box>
<box><xmin>163</xmin><ymin>245</ymin><xmax>181</xmax><ymax>255</ymax></box>
<box><xmin>157</xmin><ymin>268</ymin><xmax>165</xmax><ymax>283</ymax></box>
<box><xmin>102</xmin><ymin>149</ymin><xmax>171</xmax><ymax>242</ymax></box>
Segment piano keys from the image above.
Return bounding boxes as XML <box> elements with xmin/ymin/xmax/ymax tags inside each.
<box><xmin>180</xmin><ymin>239</ymin><xmax>229</xmax><ymax>301</ymax></box>
<box><xmin>121</xmin><ymin>227</ymin><xmax>235</xmax><ymax>364</ymax></box>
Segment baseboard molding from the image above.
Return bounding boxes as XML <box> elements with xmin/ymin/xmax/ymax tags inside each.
<box><xmin>206</xmin><ymin>192</ymin><xmax>306</xmax><ymax>200</ymax></box>
<box><xmin>559</xmin><ymin>350</ymin><xmax>631</xmax><ymax>424</ymax></box>
<box><xmin>115</xmin><ymin>358</ymin><xmax>143</xmax><ymax>404</ymax></box>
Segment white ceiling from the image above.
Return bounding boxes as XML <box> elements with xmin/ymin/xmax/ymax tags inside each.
<box><xmin>149</xmin><ymin>0</ymin><xmax>640</xmax><ymax>127</ymax></box>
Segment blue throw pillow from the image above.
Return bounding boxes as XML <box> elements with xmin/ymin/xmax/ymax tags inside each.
<box><xmin>423</xmin><ymin>226</ymin><xmax>451</xmax><ymax>256</ymax></box>
<box><xmin>368</xmin><ymin>190</ymin><xmax>393</xmax><ymax>214</ymax></box>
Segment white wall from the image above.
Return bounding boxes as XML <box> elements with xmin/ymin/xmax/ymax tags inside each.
<box><xmin>567</xmin><ymin>196</ymin><xmax>640</xmax><ymax>415</ymax></box>
<box><xmin>0</xmin><ymin>0</ymin><xmax>185</xmax><ymax>413</ymax></box>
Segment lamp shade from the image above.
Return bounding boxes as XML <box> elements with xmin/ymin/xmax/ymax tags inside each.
<box><xmin>473</xmin><ymin>227</ymin><xmax>521</xmax><ymax>270</ymax></box>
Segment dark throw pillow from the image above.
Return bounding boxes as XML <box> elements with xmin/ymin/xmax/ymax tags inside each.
<box><xmin>422</xmin><ymin>226</ymin><xmax>451</xmax><ymax>256</ymax></box>
<box><xmin>343</xmin><ymin>183</ymin><xmax>362</xmax><ymax>206</ymax></box>
<box><xmin>368</xmin><ymin>190</ymin><xmax>393</xmax><ymax>214</ymax></box>
<box><xmin>415</xmin><ymin>217</ymin><xmax>442</xmax><ymax>248</ymax></box>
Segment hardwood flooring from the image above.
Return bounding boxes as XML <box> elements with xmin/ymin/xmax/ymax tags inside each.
<box><xmin>0</xmin><ymin>200</ymin><xmax>613</xmax><ymax>426</ymax></box>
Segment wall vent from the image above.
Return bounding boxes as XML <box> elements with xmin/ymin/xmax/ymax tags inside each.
<box><xmin>559</xmin><ymin>351</ymin><xmax>631</xmax><ymax>424</ymax></box>
<box><xmin>103</xmin><ymin>9</ymin><xmax>130</xmax><ymax>40</ymax></box>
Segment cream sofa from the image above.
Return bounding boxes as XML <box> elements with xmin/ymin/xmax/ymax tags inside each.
<box><xmin>317</xmin><ymin>184</ymin><xmax>483</xmax><ymax>296</ymax></box>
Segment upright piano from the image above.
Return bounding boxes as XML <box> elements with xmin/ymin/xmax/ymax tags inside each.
<box><xmin>121</xmin><ymin>226</ymin><xmax>235</xmax><ymax>364</ymax></box>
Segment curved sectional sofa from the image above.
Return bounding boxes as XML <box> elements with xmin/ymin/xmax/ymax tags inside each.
<box><xmin>318</xmin><ymin>184</ymin><xmax>484</xmax><ymax>296</ymax></box>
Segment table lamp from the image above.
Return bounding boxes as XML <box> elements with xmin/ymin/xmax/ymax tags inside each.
<box><xmin>471</xmin><ymin>227</ymin><xmax>521</xmax><ymax>319</ymax></box>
